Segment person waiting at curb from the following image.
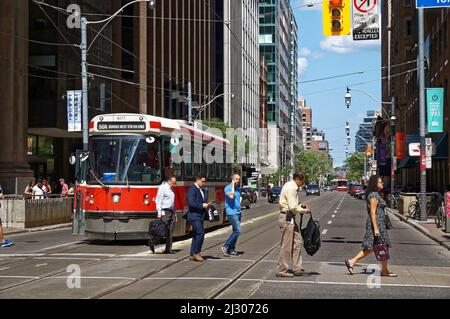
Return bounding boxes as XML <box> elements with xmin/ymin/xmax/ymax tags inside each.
<box><xmin>0</xmin><ymin>184</ymin><xmax>14</xmax><ymax>248</ymax></box>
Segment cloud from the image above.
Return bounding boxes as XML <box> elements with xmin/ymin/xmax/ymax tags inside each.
<box><xmin>298</xmin><ymin>57</ymin><xmax>309</xmax><ymax>76</ymax></box>
<box><xmin>300</xmin><ymin>47</ymin><xmax>323</xmax><ymax>59</ymax></box>
<box><xmin>320</xmin><ymin>36</ymin><xmax>381</xmax><ymax>54</ymax></box>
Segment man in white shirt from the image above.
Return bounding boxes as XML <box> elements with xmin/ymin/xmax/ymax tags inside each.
<box><xmin>32</xmin><ymin>179</ymin><xmax>45</xmax><ymax>200</ymax></box>
<box><xmin>149</xmin><ymin>176</ymin><xmax>177</xmax><ymax>254</ymax></box>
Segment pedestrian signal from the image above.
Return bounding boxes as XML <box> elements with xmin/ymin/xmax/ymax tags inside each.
<box><xmin>323</xmin><ymin>0</ymin><xmax>351</xmax><ymax>36</ymax></box>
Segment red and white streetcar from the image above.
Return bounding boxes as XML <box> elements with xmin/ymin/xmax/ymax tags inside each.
<box><xmin>72</xmin><ymin>113</ymin><xmax>232</xmax><ymax>240</ymax></box>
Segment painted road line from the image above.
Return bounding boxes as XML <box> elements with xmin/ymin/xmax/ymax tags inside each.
<box><xmin>143</xmin><ymin>277</ymin><xmax>232</xmax><ymax>281</ymax></box>
<box><xmin>38</xmin><ymin>241</ymin><xmax>85</xmax><ymax>252</ymax></box>
<box><xmin>51</xmin><ymin>276</ymin><xmax>136</xmax><ymax>281</ymax></box>
<box><xmin>0</xmin><ymin>275</ymin><xmax>39</xmax><ymax>279</ymax></box>
<box><xmin>332</xmin><ymin>215</ymin><xmax>336</xmax><ymax>218</ymax></box>
<box><xmin>322</xmin><ymin>229</ymin><xmax>328</xmax><ymax>235</ymax></box>
<box><xmin>237</xmin><ymin>279</ymin><xmax>450</xmax><ymax>289</ymax></box>
<box><xmin>0</xmin><ymin>267</ymin><xmax>10</xmax><ymax>271</ymax></box>
<box><xmin>0</xmin><ymin>254</ymin><xmax>45</xmax><ymax>257</ymax></box>
<box><xmin>50</xmin><ymin>253</ymin><xmax>116</xmax><ymax>257</ymax></box>
<box><xmin>33</xmin><ymin>257</ymin><xmax>101</xmax><ymax>261</ymax></box>
<box><xmin>328</xmin><ymin>221</ymin><xmax>333</xmax><ymax>225</ymax></box>
<box><xmin>334</xmin><ymin>211</ymin><xmax>337</xmax><ymax>213</ymax></box>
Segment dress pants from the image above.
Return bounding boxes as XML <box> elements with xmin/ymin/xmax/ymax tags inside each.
<box><xmin>276</xmin><ymin>213</ymin><xmax>303</xmax><ymax>274</ymax></box>
<box><xmin>150</xmin><ymin>209</ymin><xmax>176</xmax><ymax>251</ymax></box>
<box><xmin>189</xmin><ymin>220</ymin><xmax>205</xmax><ymax>256</ymax></box>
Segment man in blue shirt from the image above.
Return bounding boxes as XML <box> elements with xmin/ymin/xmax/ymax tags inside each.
<box><xmin>0</xmin><ymin>185</ymin><xmax>14</xmax><ymax>248</ymax></box>
<box><xmin>222</xmin><ymin>174</ymin><xmax>242</xmax><ymax>256</ymax></box>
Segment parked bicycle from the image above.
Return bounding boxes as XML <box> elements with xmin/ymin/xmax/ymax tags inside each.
<box><xmin>407</xmin><ymin>193</ymin><xmax>442</xmax><ymax>221</ymax></box>
<box><xmin>434</xmin><ymin>195</ymin><xmax>446</xmax><ymax>229</ymax></box>
<box><xmin>388</xmin><ymin>192</ymin><xmax>399</xmax><ymax>209</ymax></box>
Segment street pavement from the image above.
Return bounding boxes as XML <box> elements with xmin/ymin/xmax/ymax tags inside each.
<box><xmin>0</xmin><ymin>191</ymin><xmax>449</xmax><ymax>299</ymax></box>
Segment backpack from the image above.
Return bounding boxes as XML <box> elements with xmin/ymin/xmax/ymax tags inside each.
<box><xmin>148</xmin><ymin>220</ymin><xmax>169</xmax><ymax>238</ymax></box>
<box><xmin>300</xmin><ymin>213</ymin><xmax>321</xmax><ymax>256</ymax></box>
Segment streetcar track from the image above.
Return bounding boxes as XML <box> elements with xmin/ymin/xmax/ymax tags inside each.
<box><xmin>0</xmin><ymin>194</ymin><xmax>331</xmax><ymax>296</ymax></box>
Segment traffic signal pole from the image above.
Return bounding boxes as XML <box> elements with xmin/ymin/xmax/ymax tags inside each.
<box><xmin>81</xmin><ymin>17</ymin><xmax>89</xmax><ymax>152</ymax></box>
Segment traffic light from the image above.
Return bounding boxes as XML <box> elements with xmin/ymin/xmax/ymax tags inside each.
<box><xmin>323</xmin><ymin>0</ymin><xmax>351</xmax><ymax>36</ymax></box>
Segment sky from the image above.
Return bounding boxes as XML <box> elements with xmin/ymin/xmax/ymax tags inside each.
<box><xmin>292</xmin><ymin>0</ymin><xmax>382</xmax><ymax>167</ymax></box>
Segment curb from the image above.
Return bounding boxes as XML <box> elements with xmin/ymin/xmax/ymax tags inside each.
<box><xmin>387</xmin><ymin>208</ymin><xmax>450</xmax><ymax>251</ymax></box>
<box><xmin>5</xmin><ymin>223</ymin><xmax>72</xmax><ymax>236</ymax></box>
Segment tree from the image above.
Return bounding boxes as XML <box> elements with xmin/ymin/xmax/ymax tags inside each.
<box><xmin>345</xmin><ymin>152</ymin><xmax>366</xmax><ymax>182</ymax></box>
<box><xmin>265</xmin><ymin>165</ymin><xmax>292</xmax><ymax>185</ymax></box>
<box><xmin>294</xmin><ymin>150</ymin><xmax>332</xmax><ymax>183</ymax></box>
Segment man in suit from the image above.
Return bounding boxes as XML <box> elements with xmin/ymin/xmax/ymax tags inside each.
<box><xmin>187</xmin><ymin>174</ymin><xmax>211</xmax><ymax>262</ymax></box>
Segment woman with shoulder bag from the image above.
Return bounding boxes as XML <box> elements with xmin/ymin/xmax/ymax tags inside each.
<box><xmin>345</xmin><ymin>175</ymin><xmax>397</xmax><ymax>277</ymax></box>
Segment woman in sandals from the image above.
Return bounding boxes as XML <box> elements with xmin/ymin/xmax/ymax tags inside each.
<box><xmin>345</xmin><ymin>175</ymin><xmax>397</xmax><ymax>277</ymax></box>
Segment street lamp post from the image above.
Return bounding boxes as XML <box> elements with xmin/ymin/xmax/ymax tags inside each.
<box><xmin>345</xmin><ymin>87</ymin><xmax>397</xmax><ymax>206</ymax></box>
<box><xmin>80</xmin><ymin>0</ymin><xmax>156</xmax><ymax>151</ymax></box>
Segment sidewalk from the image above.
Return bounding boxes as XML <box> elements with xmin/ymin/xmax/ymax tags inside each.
<box><xmin>387</xmin><ymin>208</ymin><xmax>450</xmax><ymax>251</ymax></box>
<box><xmin>3</xmin><ymin>223</ymin><xmax>72</xmax><ymax>236</ymax></box>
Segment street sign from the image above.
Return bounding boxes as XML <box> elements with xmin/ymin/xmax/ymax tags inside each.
<box><xmin>425</xmin><ymin>138</ymin><xmax>432</xmax><ymax>169</ymax></box>
<box><xmin>416</xmin><ymin>0</ymin><xmax>450</xmax><ymax>9</ymax></box>
<box><xmin>67</xmin><ymin>90</ymin><xmax>82</xmax><ymax>132</ymax></box>
<box><xmin>409</xmin><ymin>143</ymin><xmax>421</xmax><ymax>157</ymax></box>
<box><xmin>426</xmin><ymin>88</ymin><xmax>444</xmax><ymax>132</ymax></box>
<box><xmin>352</xmin><ymin>0</ymin><xmax>380</xmax><ymax>41</ymax></box>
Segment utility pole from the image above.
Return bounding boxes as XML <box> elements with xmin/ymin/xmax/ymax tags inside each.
<box><xmin>187</xmin><ymin>82</ymin><xmax>193</xmax><ymax>126</ymax></box>
<box><xmin>81</xmin><ymin>17</ymin><xmax>89</xmax><ymax>151</ymax></box>
<box><xmin>418</xmin><ymin>8</ymin><xmax>427</xmax><ymax>221</ymax></box>
<box><xmin>390</xmin><ymin>96</ymin><xmax>396</xmax><ymax>206</ymax></box>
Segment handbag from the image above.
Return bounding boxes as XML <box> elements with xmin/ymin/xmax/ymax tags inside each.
<box><xmin>148</xmin><ymin>220</ymin><xmax>169</xmax><ymax>238</ymax></box>
<box><xmin>373</xmin><ymin>236</ymin><xmax>390</xmax><ymax>261</ymax></box>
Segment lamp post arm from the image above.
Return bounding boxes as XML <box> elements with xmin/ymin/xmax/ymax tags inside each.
<box><xmin>86</xmin><ymin>0</ymin><xmax>150</xmax><ymax>52</ymax></box>
<box><xmin>195</xmin><ymin>93</ymin><xmax>233</xmax><ymax>120</ymax></box>
<box><xmin>349</xmin><ymin>88</ymin><xmax>393</xmax><ymax>105</ymax></box>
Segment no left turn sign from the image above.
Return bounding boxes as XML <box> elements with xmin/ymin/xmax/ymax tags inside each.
<box><xmin>354</xmin><ymin>0</ymin><xmax>377</xmax><ymax>13</ymax></box>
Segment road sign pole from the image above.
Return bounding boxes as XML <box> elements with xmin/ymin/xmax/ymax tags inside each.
<box><xmin>418</xmin><ymin>7</ymin><xmax>427</xmax><ymax>221</ymax></box>
<box><xmin>391</xmin><ymin>96</ymin><xmax>396</xmax><ymax>207</ymax></box>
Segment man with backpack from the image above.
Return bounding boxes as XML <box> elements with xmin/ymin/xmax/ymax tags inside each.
<box><xmin>276</xmin><ymin>172</ymin><xmax>311</xmax><ymax>278</ymax></box>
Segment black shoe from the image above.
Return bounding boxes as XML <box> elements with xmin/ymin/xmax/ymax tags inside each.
<box><xmin>163</xmin><ymin>250</ymin><xmax>174</xmax><ymax>254</ymax></box>
<box><xmin>149</xmin><ymin>241</ymin><xmax>155</xmax><ymax>253</ymax></box>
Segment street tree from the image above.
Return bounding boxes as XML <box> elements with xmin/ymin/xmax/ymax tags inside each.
<box><xmin>294</xmin><ymin>150</ymin><xmax>332</xmax><ymax>183</ymax></box>
<box><xmin>345</xmin><ymin>152</ymin><xmax>366</xmax><ymax>182</ymax></box>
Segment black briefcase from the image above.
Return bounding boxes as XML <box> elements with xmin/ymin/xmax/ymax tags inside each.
<box><xmin>148</xmin><ymin>220</ymin><xmax>169</xmax><ymax>238</ymax></box>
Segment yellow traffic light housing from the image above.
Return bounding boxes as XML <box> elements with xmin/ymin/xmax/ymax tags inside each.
<box><xmin>323</xmin><ymin>0</ymin><xmax>351</xmax><ymax>36</ymax></box>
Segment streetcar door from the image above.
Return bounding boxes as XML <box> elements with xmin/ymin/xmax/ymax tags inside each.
<box><xmin>71</xmin><ymin>150</ymin><xmax>89</xmax><ymax>235</ymax></box>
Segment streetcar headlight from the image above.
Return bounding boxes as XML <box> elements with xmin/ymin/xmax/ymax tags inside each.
<box><xmin>112</xmin><ymin>194</ymin><xmax>121</xmax><ymax>203</ymax></box>
<box><xmin>89</xmin><ymin>194</ymin><xmax>94</xmax><ymax>205</ymax></box>
<box><xmin>144</xmin><ymin>194</ymin><xmax>150</xmax><ymax>205</ymax></box>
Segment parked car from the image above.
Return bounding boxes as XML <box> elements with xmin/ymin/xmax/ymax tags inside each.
<box><xmin>323</xmin><ymin>185</ymin><xmax>333</xmax><ymax>192</ymax></box>
<box><xmin>350</xmin><ymin>184</ymin><xmax>364</xmax><ymax>197</ymax></box>
<box><xmin>240</xmin><ymin>188</ymin><xmax>251</xmax><ymax>209</ymax></box>
<box><xmin>268</xmin><ymin>186</ymin><xmax>282</xmax><ymax>203</ymax></box>
<box><xmin>243</xmin><ymin>187</ymin><xmax>258</xmax><ymax>203</ymax></box>
<box><xmin>355</xmin><ymin>190</ymin><xmax>366</xmax><ymax>200</ymax></box>
<box><xmin>305</xmin><ymin>184</ymin><xmax>321</xmax><ymax>196</ymax></box>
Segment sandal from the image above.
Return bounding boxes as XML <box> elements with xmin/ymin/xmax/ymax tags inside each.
<box><xmin>381</xmin><ymin>272</ymin><xmax>398</xmax><ymax>277</ymax></box>
<box><xmin>345</xmin><ymin>260</ymin><xmax>354</xmax><ymax>275</ymax></box>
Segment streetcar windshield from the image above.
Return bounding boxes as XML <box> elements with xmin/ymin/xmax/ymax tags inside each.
<box><xmin>337</xmin><ymin>180</ymin><xmax>348</xmax><ymax>187</ymax></box>
<box><xmin>89</xmin><ymin>135</ymin><xmax>161</xmax><ymax>185</ymax></box>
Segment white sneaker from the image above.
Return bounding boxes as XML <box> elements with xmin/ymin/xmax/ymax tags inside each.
<box><xmin>222</xmin><ymin>246</ymin><xmax>230</xmax><ymax>256</ymax></box>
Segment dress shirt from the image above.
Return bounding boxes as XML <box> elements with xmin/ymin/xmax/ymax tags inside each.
<box><xmin>279</xmin><ymin>181</ymin><xmax>307</xmax><ymax>215</ymax></box>
<box><xmin>155</xmin><ymin>182</ymin><xmax>175</xmax><ymax>217</ymax></box>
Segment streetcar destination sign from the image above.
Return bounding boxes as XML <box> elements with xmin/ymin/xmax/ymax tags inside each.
<box><xmin>416</xmin><ymin>0</ymin><xmax>450</xmax><ymax>8</ymax></box>
<box><xmin>97</xmin><ymin>122</ymin><xmax>147</xmax><ymax>131</ymax></box>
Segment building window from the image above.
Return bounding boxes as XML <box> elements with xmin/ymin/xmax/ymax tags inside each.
<box><xmin>405</xmin><ymin>17</ymin><xmax>412</xmax><ymax>37</ymax></box>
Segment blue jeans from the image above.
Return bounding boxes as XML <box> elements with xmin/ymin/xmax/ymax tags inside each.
<box><xmin>224</xmin><ymin>214</ymin><xmax>241</xmax><ymax>252</ymax></box>
<box><xmin>189</xmin><ymin>220</ymin><xmax>205</xmax><ymax>256</ymax></box>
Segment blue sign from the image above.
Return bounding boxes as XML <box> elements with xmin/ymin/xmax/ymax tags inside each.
<box><xmin>416</xmin><ymin>0</ymin><xmax>450</xmax><ymax>8</ymax></box>
<box><xmin>426</xmin><ymin>88</ymin><xmax>444</xmax><ymax>133</ymax></box>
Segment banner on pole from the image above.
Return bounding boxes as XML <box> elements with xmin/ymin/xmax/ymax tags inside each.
<box><xmin>426</xmin><ymin>88</ymin><xmax>444</xmax><ymax>133</ymax></box>
<box><xmin>395</xmin><ymin>132</ymin><xmax>406</xmax><ymax>160</ymax></box>
<box><xmin>352</xmin><ymin>0</ymin><xmax>380</xmax><ymax>41</ymax></box>
<box><xmin>67</xmin><ymin>90</ymin><xmax>82</xmax><ymax>132</ymax></box>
